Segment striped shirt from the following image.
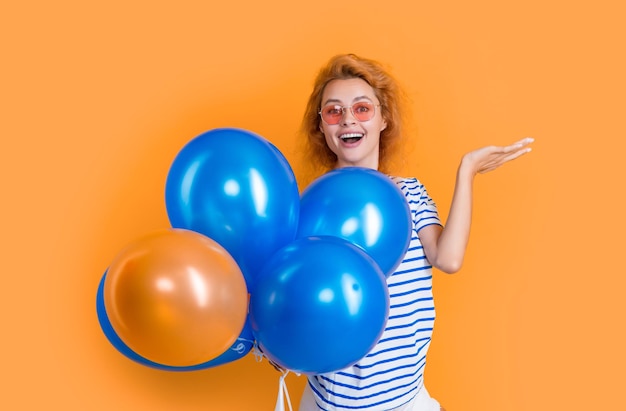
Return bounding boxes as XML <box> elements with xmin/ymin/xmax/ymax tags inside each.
<box><xmin>307</xmin><ymin>177</ymin><xmax>442</xmax><ymax>410</ymax></box>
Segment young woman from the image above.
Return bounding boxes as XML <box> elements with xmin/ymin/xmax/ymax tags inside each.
<box><xmin>297</xmin><ymin>54</ymin><xmax>533</xmax><ymax>411</ymax></box>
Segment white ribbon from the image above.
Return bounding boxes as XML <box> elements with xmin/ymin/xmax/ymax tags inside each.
<box><xmin>253</xmin><ymin>345</ymin><xmax>297</xmax><ymax>411</ymax></box>
<box><xmin>274</xmin><ymin>370</ymin><xmax>294</xmax><ymax>411</ymax></box>
<box><xmin>253</xmin><ymin>342</ymin><xmax>300</xmax><ymax>411</ymax></box>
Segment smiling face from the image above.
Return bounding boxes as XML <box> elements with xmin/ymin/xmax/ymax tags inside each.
<box><xmin>319</xmin><ymin>78</ymin><xmax>387</xmax><ymax>170</ymax></box>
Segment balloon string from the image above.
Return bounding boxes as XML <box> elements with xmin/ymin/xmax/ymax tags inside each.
<box><xmin>275</xmin><ymin>370</ymin><xmax>293</xmax><ymax>411</ymax></box>
<box><xmin>252</xmin><ymin>343</ymin><xmax>264</xmax><ymax>363</ymax></box>
<box><xmin>253</xmin><ymin>343</ymin><xmax>299</xmax><ymax>411</ymax></box>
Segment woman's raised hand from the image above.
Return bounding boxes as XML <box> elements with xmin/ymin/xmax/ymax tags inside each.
<box><xmin>461</xmin><ymin>137</ymin><xmax>534</xmax><ymax>175</ymax></box>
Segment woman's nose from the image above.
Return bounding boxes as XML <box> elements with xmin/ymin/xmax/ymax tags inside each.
<box><xmin>341</xmin><ymin>107</ymin><xmax>357</xmax><ymax>125</ymax></box>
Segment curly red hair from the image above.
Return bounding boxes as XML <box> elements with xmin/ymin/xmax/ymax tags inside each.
<box><xmin>300</xmin><ymin>54</ymin><xmax>409</xmax><ymax>180</ymax></box>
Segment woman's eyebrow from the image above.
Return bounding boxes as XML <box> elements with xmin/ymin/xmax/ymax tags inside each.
<box><xmin>322</xmin><ymin>95</ymin><xmax>373</xmax><ymax>106</ymax></box>
<box><xmin>322</xmin><ymin>98</ymin><xmax>342</xmax><ymax>106</ymax></box>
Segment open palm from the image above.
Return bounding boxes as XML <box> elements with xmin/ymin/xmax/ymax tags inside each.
<box><xmin>463</xmin><ymin>137</ymin><xmax>534</xmax><ymax>174</ymax></box>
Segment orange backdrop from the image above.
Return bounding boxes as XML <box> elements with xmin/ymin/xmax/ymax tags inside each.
<box><xmin>2</xmin><ymin>1</ymin><xmax>625</xmax><ymax>410</ymax></box>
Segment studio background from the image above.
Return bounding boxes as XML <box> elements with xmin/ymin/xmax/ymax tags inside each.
<box><xmin>2</xmin><ymin>1</ymin><xmax>624</xmax><ymax>410</ymax></box>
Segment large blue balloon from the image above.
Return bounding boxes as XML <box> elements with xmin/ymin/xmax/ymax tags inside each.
<box><xmin>249</xmin><ymin>236</ymin><xmax>389</xmax><ymax>375</ymax></box>
<box><xmin>96</xmin><ymin>271</ymin><xmax>254</xmax><ymax>371</ymax></box>
<box><xmin>165</xmin><ymin>128</ymin><xmax>300</xmax><ymax>288</ymax></box>
<box><xmin>297</xmin><ymin>167</ymin><xmax>411</xmax><ymax>277</ymax></box>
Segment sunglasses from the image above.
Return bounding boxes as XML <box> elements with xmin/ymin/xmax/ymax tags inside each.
<box><xmin>319</xmin><ymin>102</ymin><xmax>381</xmax><ymax>125</ymax></box>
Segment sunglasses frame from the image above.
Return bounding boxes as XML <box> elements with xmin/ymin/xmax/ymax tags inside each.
<box><xmin>318</xmin><ymin>102</ymin><xmax>382</xmax><ymax>125</ymax></box>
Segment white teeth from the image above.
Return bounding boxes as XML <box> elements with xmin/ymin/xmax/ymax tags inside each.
<box><xmin>340</xmin><ymin>133</ymin><xmax>363</xmax><ymax>139</ymax></box>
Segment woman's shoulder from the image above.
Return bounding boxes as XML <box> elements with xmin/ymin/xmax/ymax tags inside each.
<box><xmin>390</xmin><ymin>175</ymin><xmax>418</xmax><ymax>183</ymax></box>
<box><xmin>390</xmin><ymin>176</ymin><xmax>438</xmax><ymax>206</ymax></box>
<box><xmin>390</xmin><ymin>176</ymin><xmax>424</xmax><ymax>192</ymax></box>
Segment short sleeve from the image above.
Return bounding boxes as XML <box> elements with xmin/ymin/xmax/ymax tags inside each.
<box><xmin>392</xmin><ymin>177</ymin><xmax>442</xmax><ymax>233</ymax></box>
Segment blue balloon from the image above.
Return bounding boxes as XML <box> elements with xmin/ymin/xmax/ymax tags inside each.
<box><xmin>297</xmin><ymin>167</ymin><xmax>411</xmax><ymax>277</ymax></box>
<box><xmin>249</xmin><ymin>236</ymin><xmax>389</xmax><ymax>375</ymax></box>
<box><xmin>96</xmin><ymin>271</ymin><xmax>254</xmax><ymax>371</ymax></box>
<box><xmin>165</xmin><ymin>128</ymin><xmax>300</xmax><ymax>289</ymax></box>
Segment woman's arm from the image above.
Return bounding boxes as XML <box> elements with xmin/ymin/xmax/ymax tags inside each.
<box><xmin>419</xmin><ymin>137</ymin><xmax>534</xmax><ymax>274</ymax></box>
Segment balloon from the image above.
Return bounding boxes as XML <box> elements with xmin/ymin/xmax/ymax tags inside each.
<box><xmin>97</xmin><ymin>271</ymin><xmax>255</xmax><ymax>371</ymax></box>
<box><xmin>165</xmin><ymin>128</ymin><xmax>300</xmax><ymax>289</ymax></box>
<box><xmin>297</xmin><ymin>167</ymin><xmax>411</xmax><ymax>277</ymax></box>
<box><xmin>103</xmin><ymin>229</ymin><xmax>248</xmax><ymax>367</ymax></box>
<box><xmin>249</xmin><ymin>236</ymin><xmax>389</xmax><ymax>375</ymax></box>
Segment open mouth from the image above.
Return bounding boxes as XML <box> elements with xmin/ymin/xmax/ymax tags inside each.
<box><xmin>340</xmin><ymin>133</ymin><xmax>364</xmax><ymax>144</ymax></box>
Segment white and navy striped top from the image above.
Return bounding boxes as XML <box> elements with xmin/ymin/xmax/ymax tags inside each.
<box><xmin>307</xmin><ymin>177</ymin><xmax>442</xmax><ymax>410</ymax></box>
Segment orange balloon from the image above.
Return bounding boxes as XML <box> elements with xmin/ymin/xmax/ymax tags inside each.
<box><xmin>103</xmin><ymin>229</ymin><xmax>248</xmax><ymax>367</ymax></box>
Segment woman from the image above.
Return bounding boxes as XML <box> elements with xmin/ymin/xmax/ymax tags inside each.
<box><xmin>297</xmin><ymin>54</ymin><xmax>533</xmax><ymax>411</ymax></box>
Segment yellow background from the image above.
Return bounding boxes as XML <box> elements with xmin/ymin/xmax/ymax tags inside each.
<box><xmin>2</xmin><ymin>1</ymin><xmax>625</xmax><ymax>410</ymax></box>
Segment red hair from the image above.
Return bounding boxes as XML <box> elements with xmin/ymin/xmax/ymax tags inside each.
<box><xmin>300</xmin><ymin>54</ymin><xmax>409</xmax><ymax>181</ymax></box>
